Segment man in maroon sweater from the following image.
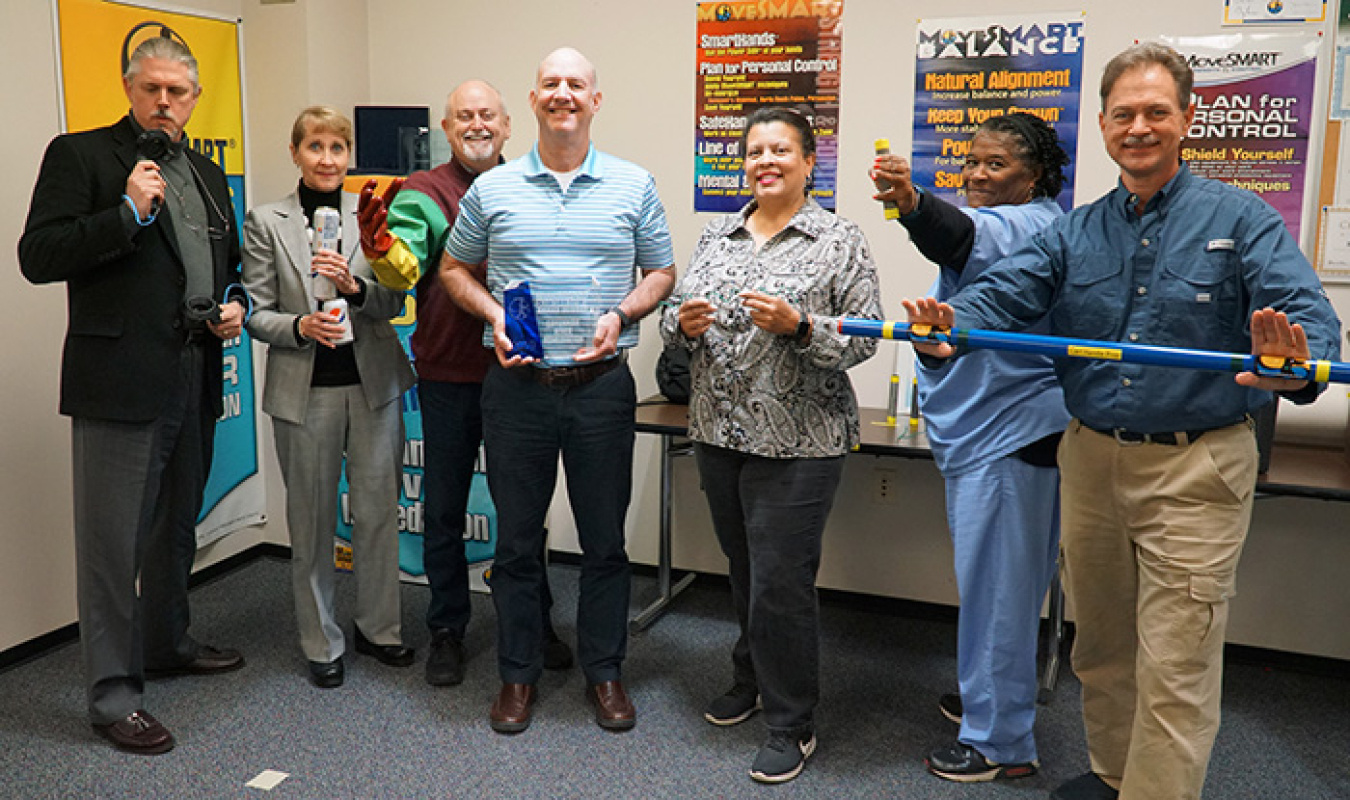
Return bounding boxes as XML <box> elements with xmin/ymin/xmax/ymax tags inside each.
<box><xmin>360</xmin><ymin>80</ymin><xmax>571</xmax><ymax>686</ymax></box>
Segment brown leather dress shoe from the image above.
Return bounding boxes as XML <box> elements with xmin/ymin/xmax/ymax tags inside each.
<box><xmin>145</xmin><ymin>645</ymin><xmax>244</xmax><ymax>678</ymax></box>
<box><xmin>489</xmin><ymin>683</ymin><xmax>537</xmax><ymax>734</ymax></box>
<box><xmin>587</xmin><ymin>680</ymin><xmax>636</xmax><ymax>731</ymax></box>
<box><xmin>92</xmin><ymin>710</ymin><xmax>175</xmax><ymax>755</ymax></box>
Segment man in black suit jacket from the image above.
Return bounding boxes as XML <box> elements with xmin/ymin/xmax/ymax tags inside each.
<box><xmin>19</xmin><ymin>35</ymin><xmax>245</xmax><ymax>755</ymax></box>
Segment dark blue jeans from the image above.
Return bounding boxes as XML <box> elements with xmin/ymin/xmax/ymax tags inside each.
<box><xmin>419</xmin><ymin>379</ymin><xmax>556</xmax><ymax>641</ymax></box>
<box><xmin>694</xmin><ymin>443</ymin><xmax>845</xmax><ymax>733</ymax></box>
<box><xmin>481</xmin><ymin>362</ymin><xmax>636</xmax><ymax>685</ymax></box>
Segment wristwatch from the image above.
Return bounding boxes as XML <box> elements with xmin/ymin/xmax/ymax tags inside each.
<box><xmin>610</xmin><ymin>306</ymin><xmax>633</xmax><ymax>329</ymax></box>
<box><xmin>794</xmin><ymin>312</ymin><xmax>812</xmax><ymax>342</ymax></box>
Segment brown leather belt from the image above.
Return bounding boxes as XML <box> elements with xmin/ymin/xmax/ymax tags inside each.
<box><xmin>528</xmin><ymin>355</ymin><xmax>624</xmax><ymax>388</ymax></box>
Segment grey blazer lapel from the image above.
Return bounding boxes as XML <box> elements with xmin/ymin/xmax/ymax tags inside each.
<box><xmin>273</xmin><ymin>193</ymin><xmax>316</xmax><ymax>306</ymax></box>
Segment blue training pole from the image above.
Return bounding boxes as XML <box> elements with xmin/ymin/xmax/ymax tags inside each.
<box><xmin>835</xmin><ymin>317</ymin><xmax>1350</xmax><ymax>385</ymax></box>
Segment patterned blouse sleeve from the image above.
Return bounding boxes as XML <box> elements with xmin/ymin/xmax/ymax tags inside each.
<box><xmin>799</xmin><ymin>218</ymin><xmax>883</xmax><ymax>371</ymax></box>
<box><xmin>660</xmin><ymin>221</ymin><xmax>722</xmax><ymax>352</ymax></box>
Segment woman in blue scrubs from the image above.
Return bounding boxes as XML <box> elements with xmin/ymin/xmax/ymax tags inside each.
<box><xmin>872</xmin><ymin>112</ymin><xmax>1071</xmax><ymax>783</ymax></box>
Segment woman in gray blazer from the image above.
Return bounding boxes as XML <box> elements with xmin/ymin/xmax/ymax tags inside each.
<box><xmin>243</xmin><ymin>107</ymin><xmax>416</xmax><ymax>688</ymax></box>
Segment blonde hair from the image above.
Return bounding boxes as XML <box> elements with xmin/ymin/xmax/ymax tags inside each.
<box><xmin>290</xmin><ymin>106</ymin><xmax>353</xmax><ymax>149</ymax></box>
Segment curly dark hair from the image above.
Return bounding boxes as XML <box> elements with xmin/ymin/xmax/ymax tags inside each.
<box><xmin>977</xmin><ymin>112</ymin><xmax>1070</xmax><ymax>200</ymax></box>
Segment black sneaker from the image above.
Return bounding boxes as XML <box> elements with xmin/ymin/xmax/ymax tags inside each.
<box><xmin>749</xmin><ymin>728</ymin><xmax>816</xmax><ymax>784</ymax></box>
<box><xmin>926</xmin><ymin>741</ymin><xmax>1038</xmax><ymax>783</ymax></box>
<box><xmin>938</xmin><ymin>692</ymin><xmax>963</xmax><ymax>724</ymax></box>
<box><xmin>425</xmin><ymin>630</ymin><xmax>465</xmax><ymax>687</ymax></box>
<box><xmin>1051</xmin><ymin>772</ymin><xmax>1119</xmax><ymax>800</ymax></box>
<box><xmin>703</xmin><ymin>685</ymin><xmax>760</xmax><ymax>726</ymax></box>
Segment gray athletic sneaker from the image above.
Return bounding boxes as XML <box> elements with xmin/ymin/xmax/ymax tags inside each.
<box><xmin>926</xmin><ymin>741</ymin><xmax>1038</xmax><ymax>783</ymax></box>
<box><xmin>749</xmin><ymin>728</ymin><xmax>816</xmax><ymax>784</ymax></box>
<box><xmin>703</xmin><ymin>685</ymin><xmax>760</xmax><ymax>726</ymax></box>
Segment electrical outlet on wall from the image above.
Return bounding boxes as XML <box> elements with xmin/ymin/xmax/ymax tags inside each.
<box><xmin>873</xmin><ymin>468</ymin><xmax>899</xmax><ymax>505</ymax></box>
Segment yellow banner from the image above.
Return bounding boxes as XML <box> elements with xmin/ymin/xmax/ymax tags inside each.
<box><xmin>58</xmin><ymin>0</ymin><xmax>244</xmax><ymax>182</ymax></box>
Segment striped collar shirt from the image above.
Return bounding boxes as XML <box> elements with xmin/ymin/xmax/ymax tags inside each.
<box><xmin>446</xmin><ymin>144</ymin><xmax>674</xmax><ymax>366</ymax></box>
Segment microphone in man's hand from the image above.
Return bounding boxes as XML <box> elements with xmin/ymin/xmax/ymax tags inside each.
<box><xmin>135</xmin><ymin>129</ymin><xmax>173</xmax><ymax>215</ymax></box>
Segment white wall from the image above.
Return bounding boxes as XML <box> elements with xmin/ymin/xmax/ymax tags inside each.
<box><xmin>3</xmin><ymin>0</ymin><xmax>1348</xmax><ymax>661</ymax></box>
<box><xmin>1</xmin><ymin>0</ymin><xmax>80</xmax><ymax>651</ymax></box>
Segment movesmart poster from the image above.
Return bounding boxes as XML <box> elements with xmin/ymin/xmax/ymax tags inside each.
<box><xmin>913</xmin><ymin>14</ymin><xmax>1087</xmax><ymax>210</ymax></box>
<box><xmin>55</xmin><ymin>0</ymin><xmax>262</xmax><ymax>546</ymax></box>
<box><xmin>694</xmin><ymin>0</ymin><xmax>843</xmax><ymax>212</ymax></box>
<box><xmin>1164</xmin><ymin>33</ymin><xmax>1321</xmax><ymax>241</ymax></box>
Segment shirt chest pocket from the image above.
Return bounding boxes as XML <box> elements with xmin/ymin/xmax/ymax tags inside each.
<box><xmin>1159</xmin><ymin>249</ymin><xmax>1244</xmax><ymax>347</ymax></box>
<box><xmin>1053</xmin><ymin>252</ymin><xmax>1123</xmax><ymax>340</ymax></box>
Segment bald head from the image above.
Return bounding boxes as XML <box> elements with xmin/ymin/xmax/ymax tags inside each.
<box><xmin>537</xmin><ymin>47</ymin><xmax>597</xmax><ymax>88</ymax></box>
<box><xmin>530</xmin><ymin>47</ymin><xmax>602</xmax><ymax>152</ymax></box>
<box><xmin>442</xmin><ymin>79</ymin><xmax>511</xmax><ymax>173</ymax></box>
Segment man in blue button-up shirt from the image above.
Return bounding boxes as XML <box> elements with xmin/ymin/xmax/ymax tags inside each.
<box><xmin>906</xmin><ymin>43</ymin><xmax>1339</xmax><ymax>800</ymax></box>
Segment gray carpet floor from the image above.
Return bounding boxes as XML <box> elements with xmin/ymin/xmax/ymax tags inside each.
<box><xmin>0</xmin><ymin>555</ymin><xmax>1347</xmax><ymax>799</ymax></box>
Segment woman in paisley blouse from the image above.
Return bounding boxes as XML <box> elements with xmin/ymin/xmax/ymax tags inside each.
<box><xmin>660</xmin><ymin>107</ymin><xmax>882</xmax><ymax>785</ymax></box>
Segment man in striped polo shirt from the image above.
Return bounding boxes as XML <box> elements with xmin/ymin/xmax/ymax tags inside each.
<box><xmin>441</xmin><ymin>47</ymin><xmax>675</xmax><ymax>735</ymax></box>
<box><xmin>358</xmin><ymin>81</ymin><xmax>575</xmax><ymax>688</ymax></box>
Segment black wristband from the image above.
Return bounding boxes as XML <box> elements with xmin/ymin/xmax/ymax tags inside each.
<box><xmin>610</xmin><ymin>306</ymin><xmax>633</xmax><ymax>329</ymax></box>
<box><xmin>898</xmin><ymin>186</ymin><xmax>925</xmax><ymax>222</ymax></box>
<box><xmin>794</xmin><ymin>312</ymin><xmax>811</xmax><ymax>342</ymax></box>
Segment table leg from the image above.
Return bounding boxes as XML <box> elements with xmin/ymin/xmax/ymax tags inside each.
<box><xmin>630</xmin><ymin>433</ymin><xmax>696</xmax><ymax>633</ymax></box>
<box><xmin>1038</xmin><ymin>566</ymin><xmax>1066</xmax><ymax>704</ymax></box>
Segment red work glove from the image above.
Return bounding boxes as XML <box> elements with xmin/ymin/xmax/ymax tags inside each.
<box><xmin>357</xmin><ymin>177</ymin><xmax>404</xmax><ymax>260</ymax></box>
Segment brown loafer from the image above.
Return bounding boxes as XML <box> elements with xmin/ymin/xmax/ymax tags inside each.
<box><xmin>92</xmin><ymin>710</ymin><xmax>175</xmax><ymax>755</ymax></box>
<box><xmin>489</xmin><ymin>682</ymin><xmax>537</xmax><ymax>734</ymax></box>
<box><xmin>587</xmin><ymin>679</ymin><xmax>636</xmax><ymax>731</ymax></box>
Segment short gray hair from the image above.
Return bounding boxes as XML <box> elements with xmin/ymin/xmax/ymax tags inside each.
<box><xmin>1100</xmin><ymin>42</ymin><xmax>1192</xmax><ymax>110</ymax></box>
<box><xmin>124</xmin><ymin>35</ymin><xmax>199</xmax><ymax>88</ymax></box>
